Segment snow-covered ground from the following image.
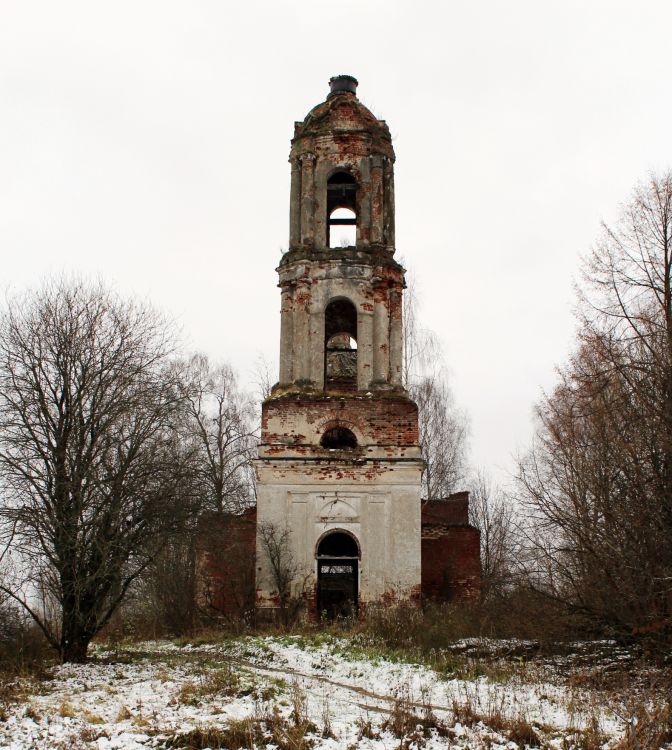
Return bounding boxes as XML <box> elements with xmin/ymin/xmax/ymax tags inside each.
<box><xmin>0</xmin><ymin>635</ymin><xmax>667</xmax><ymax>749</ymax></box>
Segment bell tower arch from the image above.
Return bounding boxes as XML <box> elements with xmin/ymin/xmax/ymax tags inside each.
<box><xmin>255</xmin><ymin>76</ymin><xmax>423</xmax><ymax>621</ymax></box>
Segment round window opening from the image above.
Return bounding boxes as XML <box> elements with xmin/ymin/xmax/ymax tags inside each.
<box><xmin>321</xmin><ymin>427</ymin><xmax>358</xmax><ymax>449</ymax></box>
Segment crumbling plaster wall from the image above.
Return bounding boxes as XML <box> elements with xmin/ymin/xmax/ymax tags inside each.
<box><xmin>255</xmin><ymin>460</ymin><xmax>422</xmax><ymax>613</ymax></box>
<box><xmin>277</xmin><ymin>258</ymin><xmax>404</xmax><ymax>390</ymax></box>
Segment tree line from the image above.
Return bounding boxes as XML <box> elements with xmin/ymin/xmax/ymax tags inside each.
<box><xmin>1</xmin><ymin>171</ymin><xmax>671</xmax><ymax>662</ymax></box>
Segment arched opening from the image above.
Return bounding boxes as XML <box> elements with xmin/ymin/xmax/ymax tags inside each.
<box><xmin>327</xmin><ymin>171</ymin><xmax>357</xmax><ymax>248</ymax></box>
<box><xmin>329</xmin><ymin>208</ymin><xmax>356</xmax><ymax>248</ymax></box>
<box><xmin>321</xmin><ymin>426</ymin><xmax>358</xmax><ymax>449</ymax></box>
<box><xmin>324</xmin><ymin>298</ymin><xmax>357</xmax><ymax>391</ymax></box>
<box><xmin>316</xmin><ymin>531</ymin><xmax>359</xmax><ymax>619</ymax></box>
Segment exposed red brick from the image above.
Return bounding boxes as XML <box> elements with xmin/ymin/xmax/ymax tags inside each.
<box><xmin>421</xmin><ymin>495</ymin><xmax>481</xmax><ymax>602</ymax></box>
<box><xmin>196</xmin><ymin>508</ymin><xmax>256</xmax><ymax>619</ymax></box>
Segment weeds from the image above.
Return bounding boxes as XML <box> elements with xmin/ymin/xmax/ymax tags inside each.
<box><xmin>81</xmin><ymin>709</ymin><xmax>105</xmax><ymax>724</ymax></box>
<box><xmin>383</xmin><ymin>682</ymin><xmax>417</xmax><ymax>738</ymax></box>
<box><xmin>178</xmin><ymin>662</ymin><xmax>242</xmax><ymax>704</ymax></box>
<box><xmin>615</xmin><ymin>702</ymin><xmax>672</xmax><ymax>750</ymax></box>
<box><xmin>78</xmin><ymin>725</ymin><xmax>110</xmax><ymax>743</ymax></box>
<box><xmin>381</xmin><ymin>680</ymin><xmax>453</xmax><ymax>748</ymax></box>
<box><xmin>164</xmin><ymin>695</ymin><xmax>318</xmax><ymax>750</ymax></box>
<box><xmin>58</xmin><ymin>700</ymin><xmax>75</xmax><ymax>718</ymax></box>
<box><xmin>319</xmin><ymin>690</ymin><xmax>333</xmax><ymax>738</ymax></box>
<box><xmin>164</xmin><ymin>722</ymin><xmax>262</xmax><ymax>749</ymax></box>
<box><xmin>356</xmin><ymin>713</ymin><xmax>380</xmax><ymax>741</ymax></box>
<box><xmin>115</xmin><ymin>705</ymin><xmax>132</xmax><ymax>721</ymax></box>
<box><xmin>23</xmin><ymin>703</ymin><xmax>41</xmax><ymax>721</ymax></box>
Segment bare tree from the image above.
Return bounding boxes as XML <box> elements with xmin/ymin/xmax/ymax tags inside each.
<box><xmin>401</xmin><ymin>273</ymin><xmax>442</xmax><ymax>387</ymax></box>
<box><xmin>517</xmin><ymin>172</ymin><xmax>672</xmax><ymax>632</ymax></box>
<box><xmin>132</xmin><ymin>354</ymin><xmax>258</xmax><ymax>629</ymax></box>
<box><xmin>413</xmin><ymin>375</ymin><xmax>468</xmax><ymax>500</ymax></box>
<box><xmin>0</xmin><ymin>278</ymin><xmax>192</xmax><ymax>661</ymax></box>
<box><xmin>401</xmin><ymin>272</ymin><xmax>469</xmax><ymax>500</ymax></box>
<box><xmin>583</xmin><ymin>171</ymin><xmax>672</xmax><ymax>536</ymax></box>
<box><xmin>252</xmin><ymin>353</ymin><xmax>275</xmax><ymax>402</ymax></box>
<box><xmin>179</xmin><ymin>354</ymin><xmax>257</xmax><ymax>514</ymax></box>
<box><xmin>468</xmin><ymin>470</ymin><xmax>515</xmax><ymax>599</ymax></box>
<box><xmin>258</xmin><ymin>522</ymin><xmax>308</xmax><ymax>627</ymax></box>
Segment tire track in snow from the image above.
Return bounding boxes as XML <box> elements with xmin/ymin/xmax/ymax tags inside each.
<box><xmin>229</xmin><ymin>655</ymin><xmax>453</xmax><ymax>717</ymax></box>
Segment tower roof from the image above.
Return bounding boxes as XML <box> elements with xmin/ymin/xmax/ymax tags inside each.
<box><xmin>292</xmin><ymin>75</ymin><xmax>394</xmax><ymax>159</ymax></box>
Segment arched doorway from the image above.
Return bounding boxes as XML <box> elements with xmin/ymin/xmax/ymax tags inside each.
<box><xmin>316</xmin><ymin>530</ymin><xmax>359</xmax><ymax>620</ymax></box>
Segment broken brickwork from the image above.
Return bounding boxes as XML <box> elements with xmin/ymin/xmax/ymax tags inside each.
<box><xmin>421</xmin><ymin>495</ymin><xmax>482</xmax><ymax>601</ymax></box>
<box><xmin>196</xmin><ymin>507</ymin><xmax>256</xmax><ymax>621</ymax></box>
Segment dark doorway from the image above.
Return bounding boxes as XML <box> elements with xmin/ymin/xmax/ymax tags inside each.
<box><xmin>316</xmin><ymin>531</ymin><xmax>359</xmax><ymax>620</ymax></box>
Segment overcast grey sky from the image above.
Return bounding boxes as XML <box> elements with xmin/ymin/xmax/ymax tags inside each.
<box><xmin>2</xmin><ymin>0</ymin><xmax>672</xmax><ymax>484</ymax></box>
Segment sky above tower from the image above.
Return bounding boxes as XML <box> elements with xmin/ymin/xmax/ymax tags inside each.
<box><xmin>2</xmin><ymin>0</ymin><xmax>672</xmax><ymax>486</ymax></box>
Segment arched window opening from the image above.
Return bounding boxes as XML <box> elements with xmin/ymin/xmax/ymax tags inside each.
<box><xmin>329</xmin><ymin>208</ymin><xmax>356</xmax><ymax>248</ymax></box>
<box><xmin>324</xmin><ymin>299</ymin><xmax>357</xmax><ymax>391</ymax></box>
<box><xmin>327</xmin><ymin>171</ymin><xmax>357</xmax><ymax>248</ymax></box>
<box><xmin>317</xmin><ymin>531</ymin><xmax>359</xmax><ymax>558</ymax></box>
<box><xmin>320</xmin><ymin>426</ymin><xmax>358</xmax><ymax>450</ymax></box>
<box><xmin>328</xmin><ymin>332</ymin><xmax>357</xmax><ymax>349</ymax></box>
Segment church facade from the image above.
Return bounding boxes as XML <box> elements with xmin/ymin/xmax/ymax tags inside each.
<box><xmin>198</xmin><ymin>76</ymin><xmax>481</xmax><ymax>623</ymax></box>
<box><xmin>255</xmin><ymin>75</ymin><xmax>425</xmax><ymax>620</ymax></box>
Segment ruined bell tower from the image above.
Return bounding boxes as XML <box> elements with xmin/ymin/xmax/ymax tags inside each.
<box><xmin>255</xmin><ymin>75</ymin><xmax>423</xmax><ymax>619</ymax></box>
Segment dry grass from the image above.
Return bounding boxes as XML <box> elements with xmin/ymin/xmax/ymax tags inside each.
<box><xmin>178</xmin><ymin>662</ymin><xmax>241</xmax><ymax>705</ymax></box>
<box><xmin>614</xmin><ymin>702</ymin><xmax>672</xmax><ymax>750</ymax></box>
<box><xmin>57</xmin><ymin>700</ymin><xmax>75</xmax><ymax>718</ymax></box>
<box><xmin>115</xmin><ymin>705</ymin><xmax>132</xmax><ymax>722</ymax></box>
<box><xmin>164</xmin><ymin>710</ymin><xmax>318</xmax><ymax>750</ymax></box>
<box><xmin>166</xmin><ymin>680</ymin><xmax>318</xmax><ymax>750</ymax></box>
<box><xmin>355</xmin><ymin>713</ymin><xmax>380</xmax><ymax>741</ymax></box>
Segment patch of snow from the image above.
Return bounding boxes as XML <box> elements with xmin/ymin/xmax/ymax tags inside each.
<box><xmin>0</xmin><ymin>636</ymin><xmax>658</xmax><ymax>749</ymax></box>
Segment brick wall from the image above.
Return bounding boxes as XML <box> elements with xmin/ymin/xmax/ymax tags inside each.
<box><xmin>262</xmin><ymin>395</ymin><xmax>419</xmax><ymax>446</ymax></box>
<box><xmin>421</xmin><ymin>495</ymin><xmax>470</xmax><ymax>525</ymax></box>
<box><xmin>421</xmin><ymin>494</ymin><xmax>481</xmax><ymax>601</ymax></box>
<box><xmin>196</xmin><ymin>507</ymin><xmax>257</xmax><ymax>620</ymax></box>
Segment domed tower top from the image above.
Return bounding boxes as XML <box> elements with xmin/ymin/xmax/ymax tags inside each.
<box><xmin>287</xmin><ymin>75</ymin><xmax>396</xmax><ymax>258</ymax></box>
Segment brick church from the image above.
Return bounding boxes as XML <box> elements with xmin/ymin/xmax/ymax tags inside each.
<box><xmin>199</xmin><ymin>76</ymin><xmax>480</xmax><ymax>621</ymax></box>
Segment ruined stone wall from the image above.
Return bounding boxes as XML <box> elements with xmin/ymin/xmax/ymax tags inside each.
<box><xmin>277</xmin><ymin>257</ymin><xmax>404</xmax><ymax>391</ymax></box>
<box><xmin>196</xmin><ymin>494</ymin><xmax>482</xmax><ymax>618</ymax></box>
<box><xmin>255</xmin><ymin>459</ymin><xmax>423</xmax><ymax>617</ymax></box>
<box><xmin>421</xmin><ymin>494</ymin><xmax>470</xmax><ymax>526</ymax></box>
<box><xmin>421</xmin><ymin>497</ymin><xmax>481</xmax><ymax>601</ymax></box>
<box><xmin>196</xmin><ymin>508</ymin><xmax>257</xmax><ymax>620</ymax></box>
<box><xmin>260</xmin><ymin>395</ymin><xmax>420</xmax><ymax>458</ymax></box>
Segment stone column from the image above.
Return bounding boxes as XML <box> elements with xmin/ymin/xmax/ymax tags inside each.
<box><xmin>370</xmin><ymin>155</ymin><xmax>384</xmax><ymax>244</ymax></box>
<box><xmin>309</xmin><ymin>307</ymin><xmax>325</xmax><ymax>390</ymax></box>
<box><xmin>300</xmin><ymin>154</ymin><xmax>316</xmax><ymax>246</ymax></box>
<box><xmin>372</xmin><ymin>279</ymin><xmax>390</xmax><ymax>385</ymax></box>
<box><xmin>383</xmin><ymin>157</ymin><xmax>395</xmax><ymax>247</ymax></box>
<box><xmin>279</xmin><ymin>283</ymin><xmax>294</xmax><ymax>385</ymax></box>
<box><xmin>358</xmin><ymin>156</ymin><xmax>371</xmax><ymax>246</ymax></box>
<box><xmin>357</xmin><ymin>308</ymin><xmax>374</xmax><ymax>390</ymax></box>
<box><xmin>289</xmin><ymin>159</ymin><xmax>301</xmax><ymax>247</ymax></box>
<box><xmin>313</xmin><ymin>160</ymin><xmax>327</xmax><ymax>249</ymax></box>
<box><xmin>389</xmin><ymin>285</ymin><xmax>403</xmax><ymax>386</ymax></box>
<box><xmin>293</xmin><ymin>278</ymin><xmax>312</xmax><ymax>383</ymax></box>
